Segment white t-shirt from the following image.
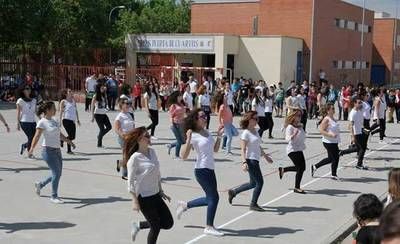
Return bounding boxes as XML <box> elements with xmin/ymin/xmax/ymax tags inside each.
<box><xmin>127</xmin><ymin>148</ymin><xmax>161</xmax><ymax>197</ymax></box>
<box><xmin>225</xmin><ymin>90</ymin><xmax>234</xmax><ymax>106</ymax></box>
<box><xmin>190</xmin><ymin>132</ymin><xmax>215</xmax><ymax>169</ymax></box>
<box><xmin>203</xmin><ymin>81</ymin><xmax>210</xmax><ymax>92</ymax></box>
<box><xmin>189</xmin><ymin>81</ymin><xmax>198</xmax><ymax>93</ymax></box>
<box><xmin>144</xmin><ymin>92</ymin><xmax>158</xmax><ymax>110</ymax></box>
<box><xmin>285</xmin><ymin>125</ymin><xmax>306</xmax><ymax>154</ymax></box>
<box><xmin>241</xmin><ymin>129</ymin><xmax>262</xmax><ymax>161</ymax></box>
<box><xmin>349</xmin><ymin>109</ymin><xmax>364</xmax><ymax>135</ymax></box>
<box><xmin>322</xmin><ymin>117</ymin><xmax>340</xmax><ymax>144</ymax></box>
<box><xmin>115</xmin><ymin>112</ymin><xmax>135</xmax><ymax>134</ymax></box>
<box><xmin>199</xmin><ymin>94</ymin><xmax>211</xmax><ymax>107</ymax></box>
<box><xmin>183</xmin><ymin>91</ymin><xmax>193</xmax><ymax>110</ymax></box>
<box><xmin>62</xmin><ymin>99</ymin><xmax>77</xmax><ymax>121</ymax></box>
<box><xmin>252</xmin><ymin>98</ymin><xmax>265</xmax><ymax>117</ymax></box>
<box><xmin>297</xmin><ymin>94</ymin><xmax>307</xmax><ymax>110</ymax></box>
<box><xmin>94</xmin><ymin>96</ymin><xmax>107</xmax><ymax>114</ymax></box>
<box><xmin>17</xmin><ymin>98</ymin><xmax>37</xmax><ymax>122</ymax></box>
<box><xmin>37</xmin><ymin>118</ymin><xmax>60</xmax><ymax>148</ymax></box>
<box><xmin>264</xmin><ymin>98</ymin><xmax>273</xmax><ymax>113</ymax></box>
<box><xmin>362</xmin><ymin>101</ymin><xmax>371</xmax><ymax>120</ymax></box>
<box><xmin>86</xmin><ymin>77</ymin><xmax>97</xmax><ymax>92</ymax></box>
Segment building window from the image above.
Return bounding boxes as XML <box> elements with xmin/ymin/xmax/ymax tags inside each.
<box><xmin>352</xmin><ymin>61</ymin><xmax>357</xmax><ymax>69</ymax></box>
<box><xmin>368</xmin><ymin>26</ymin><xmax>372</xmax><ymax>33</ymax></box>
<box><xmin>335</xmin><ymin>18</ymin><xmax>340</xmax><ymax>27</ymax></box>
<box><xmin>337</xmin><ymin>60</ymin><xmax>343</xmax><ymax>69</ymax></box>
<box><xmin>355</xmin><ymin>23</ymin><xmax>359</xmax><ymax>31</ymax></box>
<box><xmin>344</xmin><ymin>20</ymin><xmax>348</xmax><ymax>29</ymax></box>
<box><xmin>333</xmin><ymin>60</ymin><xmax>338</xmax><ymax>69</ymax></box>
<box><xmin>365</xmin><ymin>62</ymin><xmax>370</xmax><ymax>69</ymax></box>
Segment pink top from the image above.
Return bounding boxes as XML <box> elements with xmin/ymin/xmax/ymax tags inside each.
<box><xmin>169</xmin><ymin>104</ymin><xmax>185</xmax><ymax>124</ymax></box>
<box><xmin>219</xmin><ymin>104</ymin><xmax>233</xmax><ymax>125</ymax></box>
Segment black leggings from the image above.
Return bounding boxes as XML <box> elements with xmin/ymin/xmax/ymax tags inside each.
<box><xmin>265</xmin><ymin>112</ymin><xmax>274</xmax><ymax>137</ymax></box>
<box><xmin>134</xmin><ymin>96</ymin><xmax>142</xmax><ymax>109</ymax></box>
<box><xmin>20</xmin><ymin>122</ymin><xmax>36</xmax><ymax>151</ymax></box>
<box><xmin>138</xmin><ymin>193</ymin><xmax>174</xmax><ymax>244</ymax></box>
<box><xmin>340</xmin><ymin>133</ymin><xmax>367</xmax><ymax>167</ymax></box>
<box><xmin>370</xmin><ymin>118</ymin><xmax>385</xmax><ymax>140</ymax></box>
<box><xmin>257</xmin><ymin>116</ymin><xmax>267</xmax><ymax>138</ymax></box>
<box><xmin>343</xmin><ymin>108</ymin><xmax>349</xmax><ymax>121</ymax></box>
<box><xmin>285</xmin><ymin>151</ymin><xmax>306</xmax><ymax>189</ymax></box>
<box><xmin>315</xmin><ymin>143</ymin><xmax>339</xmax><ymax>176</ymax></box>
<box><xmin>94</xmin><ymin>114</ymin><xmax>112</xmax><ymax>147</ymax></box>
<box><xmin>62</xmin><ymin>119</ymin><xmax>76</xmax><ymax>153</ymax></box>
<box><xmin>201</xmin><ymin>106</ymin><xmax>211</xmax><ymax>129</ymax></box>
<box><xmin>301</xmin><ymin>109</ymin><xmax>307</xmax><ymax>132</ymax></box>
<box><xmin>147</xmin><ymin>109</ymin><xmax>159</xmax><ymax>136</ymax></box>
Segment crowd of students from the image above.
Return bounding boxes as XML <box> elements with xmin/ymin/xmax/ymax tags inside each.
<box><xmin>2</xmin><ymin>73</ymin><xmax>400</xmax><ymax>244</ymax></box>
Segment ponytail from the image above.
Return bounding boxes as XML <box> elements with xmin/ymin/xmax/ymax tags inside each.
<box><xmin>122</xmin><ymin>127</ymin><xmax>147</xmax><ymax>166</ymax></box>
<box><xmin>37</xmin><ymin>101</ymin><xmax>55</xmax><ymax>117</ymax></box>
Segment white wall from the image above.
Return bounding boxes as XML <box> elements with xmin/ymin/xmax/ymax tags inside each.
<box><xmin>280</xmin><ymin>37</ymin><xmax>303</xmax><ymax>87</ymax></box>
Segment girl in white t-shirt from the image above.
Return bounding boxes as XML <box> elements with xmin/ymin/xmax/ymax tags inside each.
<box><xmin>279</xmin><ymin>109</ymin><xmax>307</xmax><ymax>194</ymax></box>
<box><xmin>114</xmin><ymin>96</ymin><xmax>135</xmax><ymax>180</ymax></box>
<box><xmin>197</xmin><ymin>85</ymin><xmax>211</xmax><ymax>129</ymax></box>
<box><xmin>263</xmin><ymin>87</ymin><xmax>274</xmax><ymax>139</ymax></box>
<box><xmin>28</xmin><ymin>101</ymin><xmax>75</xmax><ymax>204</ymax></box>
<box><xmin>370</xmin><ymin>88</ymin><xmax>387</xmax><ymax>142</ymax></box>
<box><xmin>144</xmin><ymin>82</ymin><xmax>159</xmax><ymax>139</ymax></box>
<box><xmin>252</xmin><ymin>88</ymin><xmax>267</xmax><ymax>139</ymax></box>
<box><xmin>16</xmin><ymin>85</ymin><xmax>37</xmax><ymax>155</ymax></box>
<box><xmin>227</xmin><ymin>111</ymin><xmax>273</xmax><ymax>211</ymax></box>
<box><xmin>183</xmin><ymin>85</ymin><xmax>193</xmax><ymax>111</ymax></box>
<box><xmin>91</xmin><ymin>83</ymin><xmax>112</xmax><ymax>148</ymax></box>
<box><xmin>177</xmin><ymin>109</ymin><xmax>225</xmax><ymax>237</ymax></box>
<box><xmin>59</xmin><ymin>89</ymin><xmax>80</xmax><ymax>154</ymax></box>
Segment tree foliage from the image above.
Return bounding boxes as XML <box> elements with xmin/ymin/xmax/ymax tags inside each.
<box><xmin>0</xmin><ymin>0</ymin><xmax>191</xmax><ymax>51</ymax></box>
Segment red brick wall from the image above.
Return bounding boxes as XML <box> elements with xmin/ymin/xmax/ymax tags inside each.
<box><xmin>191</xmin><ymin>2</ymin><xmax>260</xmax><ymax>35</ymax></box>
<box><xmin>312</xmin><ymin>0</ymin><xmax>374</xmax><ymax>85</ymax></box>
<box><xmin>373</xmin><ymin>19</ymin><xmax>395</xmax><ymax>82</ymax></box>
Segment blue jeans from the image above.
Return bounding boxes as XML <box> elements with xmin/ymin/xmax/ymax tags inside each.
<box><xmin>222</xmin><ymin>123</ymin><xmax>237</xmax><ymax>153</ymax></box>
<box><xmin>117</xmin><ymin>136</ymin><xmax>128</xmax><ymax>178</ymax></box>
<box><xmin>39</xmin><ymin>147</ymin><xmax>63</xmax><ymax>198</ymax></box>
<box><xmin>187</xmin><ymin>168</ymin><xmax>219</xmax><ymax>226</ymax></box>
<box><xmin>169</xmin><ymin>123</ymin><xmax>185</xmax><ymax>158</ymax></box>
<box><xmin>232</xmin><ymin>159</ymin><xmax>264</xmax><ymax>205</ymax></box>
<box><xmin>20</xmin><ymin>122</ymin><xmax>37</xmax><ymax>151</ymax></box>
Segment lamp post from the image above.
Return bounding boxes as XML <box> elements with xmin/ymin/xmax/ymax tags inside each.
<box><xmin>392</xmin><ymin>0</ymin><xmax>399</xmax><ymax>87</ymax></box>
<box><xmin>109</xmin><ymin>5</ymin><xmax>126</xmax><ymax>23</ymax></box>
<box><xmin>108</xmin><ymin>6</ymin><xmax>126</xmax><ymax>64</ymax></box>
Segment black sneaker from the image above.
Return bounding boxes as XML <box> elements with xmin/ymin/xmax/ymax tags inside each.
<box><xmin>311</xmin><ymin>165</ymin><xmax>316</xmax><ymax>178</ymax></box>
<box><xmin>278</xmin><ymin>167</ymin><xmax>284</xmax><ymax>179</ymax></box>
<box><xmin>116</xmin><ymin>160</ymin><xmax>120</xmax><ymax>172</ymax></box>
<box><xmin>20</xmin><ymin>144</ymin><xmax>25</xmax><ymax>155</ymax></box>
<box><xmin>228</xmin><ymin>190</ymin><xmax>235</xmax><ymax>205</ymax></box>
<box><xmin>249</xmin><ymin>204</ymin><xmax>265</xmax><ymax>212</ymax></box>
<box><xmin>356</xmin><ymin>165</ymin><xmax>369</xmax><ymax>170</ymax></box>
<box><xmin>339</xmin><ymin>150</ymin><xmax>344</xmax><ymax>157</ymax></box>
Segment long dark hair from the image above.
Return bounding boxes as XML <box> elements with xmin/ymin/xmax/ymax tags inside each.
<box><xmin>18</xmin><ymin>85</ymin><xmax>33</xmax><ymax>101</ymax></box>
<box><xmin>37</xmin><ymin>101</ymin><xmax>55</xmax><ymax>117</ymax></box>
<box><xmin>240</xmin><ymin>111</ymin><xmax>257</xmax><ymax>129</ymax></box>
<box><xmin>213</xmin><ymin>91</ymin><xmax>225</xmax><ymax>111</ymax></box>
<box><xmin>167</xmin><ymin>91</ymin><xmax>183</xmax><ymax>107</ymax></box>
<box><xmin>145</xmin><ymin>82</ymin><xmax>158</xmax><ymax>100</ymax></box>
<box><xmin>123</xmin><ymin>127</ymin><xmax>147</xmax><ymax>166</ymax></box>
<box><xmin>95</xmin><ymin>83</ymin><xmax>106</xmax><ymax>102</ymax></box>
<box><xmin>183</xmin><ymin>108</ymin><xmax>202</xmax><ymax>133</ymax></box>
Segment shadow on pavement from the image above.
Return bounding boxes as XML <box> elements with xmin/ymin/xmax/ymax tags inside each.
<box><xmin>307</xmin><ymin>188</ymin><xmax>361</xmax><ymax>197</ymax></box>
<box><xmin>62</xmin><ymin>196</ymin><xmax>130</xmax><ymax>209</ymax></box>
<box><xmin>161</xmin><ymin>176</ymin><xmax>191</xmax><ymax>182</ymax></box>
<box><xmin>366</xmin><ymin>157</ymin><xmax>398</xmax><ymax>161</ymax></box>
<box><xmin>62</xmin><ymin>157</ymin><xmax>91</xmax><ymax>161</ymax></box>
<box><xmin>0</xmin><ymin>221</ymin><xmax>76</xmax><ymax>233</ymax></box>
<box><xmin>230</xmin><ymin>204</ymin><xmax>330</xmax><ymax>215</ymax></box>
<box><xmin>340</xmin><ymin>177</ymin><xmax>386</xmax><ymax>184</ymax></box>
<box><xmin>220</xmin><ymin>226</ymin><xmax>304</xmax><ymax>238</ymax></box>
<box><xmin>0</xmin><ymin>166</ymin><xmax>48</xmax><ymax>173</ymax></box>
<box><xmin>74</xmin><ymin>152</ymin><xmax>121</xmax><ymax>156</ymax></box>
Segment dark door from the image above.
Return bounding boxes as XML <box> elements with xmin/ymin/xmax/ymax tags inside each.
<box><xmin>371</xmin><ymin>65</ymin><xmax>386</xmax><ymax>86</ymax></box>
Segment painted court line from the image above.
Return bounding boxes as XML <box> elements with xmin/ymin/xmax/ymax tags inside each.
<box><xmin>184</xmin><ymin>139</ymin><xmax>399</xmax><ymax>244</ymax></box>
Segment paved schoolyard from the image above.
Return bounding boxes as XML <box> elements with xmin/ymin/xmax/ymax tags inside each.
<box><xmin>0</xmin><ymin>102</ymin><xmax>399</xmax><ymax>244</ymax></box>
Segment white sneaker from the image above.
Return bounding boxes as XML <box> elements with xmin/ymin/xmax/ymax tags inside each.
<box><xmin>379</xmin><ymin>140</ymin><xmax>387</xmax><ymax>144</ymax></box>
<box><xmin>331</xmin><ymin>176</ymin><xmax>340</xmax><ymax>181</ymax></box>
<box><xmin>131</xmin><ymin>222</ymin><xmax>140</xmax><ymax>242</ymax></box>
<box><xmin>204</xmin><ymin>227</ymin><xmax>224</xmax><ymax>236</ymax></box>
<box><xmin>50</xmin><ymin>197</ymin><xmax>64</xmax><ymax>204</ymax></box>
<box><xmin>34</xmin><ymin>182</ymin><xmax>41</xmax><ymax>196</ymax></box>
<box><xmin>173</xmin><ymin>157</ymin><xmax>182</xmax><ymax>161</ymax></box>
<box><xmin>151</xmin><ymin>136</ymin><xmax>158</xmax><ymax>140</ymax></box>
<box><xmin>176</xmin><ymin>201</ymin><xmax>187</xmax><ymax>220</ymax></box>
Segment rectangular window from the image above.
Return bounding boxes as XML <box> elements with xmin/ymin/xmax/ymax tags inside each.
<box><xmin>397</xmin><ymin>35</ymin><xmax>400</xmax><ymax>46</ymax></box>
<box><xmin>366</xmin><ymin>62</ymin><xmax>370</xmax><ymax>69</ymax></box>
<box><xmin>339</xmin><ymin>19</ymin><xmax>346</xmax><ymax>28</ymax></box>
<box><xmin>345</xmin><ymin>61</ymin><xmax>353</xmax><ymax>69</ymax></box>
<box><xmin>395</xmin><ymin>63</ymin><xmax>400</xmax><ymax>70</ymax></box>
<box><xmin>361</xmin><ymin>61</ymin><xmax>367</xmax><ymax>69</ymax></box>
<box><xmin>337</xmin><ymin>60</ymin><xmax>343</xmax><ymax>69</ymax></box>
<box><xmin>333</xmin><ymin>60</ymin><xmax>338</xmax><ymax>69</ymax></box>
<box><xmin>335</xmin><ymin>18</ymin><xmax>340</xmax><ymax>27</ymax></box>
<box><xmin>347</xmin><ymin>21</ymin><xmax>355</xmax><ymax>30</ymax></box>
<box><xmin>344</xmin><ymin>20</ymin><xmax>348</xmax><ymax>29</ymax></box>
<box><xmin>355</xmin><ymin>23</ymin><xmax>359</xmax><ymax>31</ymax></box>
<box><xmin>352</xmin><ymin>61</ymin><xmax>357</xmax><ymax>69</ymax></box>
<box><xmin>356</xmin><ymin>61</ymin><xmax>361</xmax><ymax>69</ymax></box>
<box><xmin>368</xmin><ymin>26</ymin><xmax>372</xmax><ymax>33</ymax></box>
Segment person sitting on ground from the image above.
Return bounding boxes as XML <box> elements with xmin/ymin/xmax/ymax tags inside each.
<box><xmin>353</xmin><ymin>193</ymin><xmax>383</xmax><ymax>244</ymax></box>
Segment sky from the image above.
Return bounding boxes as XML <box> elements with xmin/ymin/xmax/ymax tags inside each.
<box><xmin>343</xmin><ymin>0</ymin><xmax>399</xmax><ymax>18</ymax></box>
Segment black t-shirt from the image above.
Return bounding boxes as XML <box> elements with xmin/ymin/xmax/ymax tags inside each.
<box><xmin>240</xmin><ymin>84</ymin><xmax>251</xmax><ymax>98</ymax></box>
<box><xmin>356</xmin><ymin>226</ymin><xmax>380</xmax><ymax>244</ymax></box>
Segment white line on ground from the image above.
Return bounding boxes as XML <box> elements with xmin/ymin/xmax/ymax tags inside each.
<box><xmin>184</xmin><ymin>139</ymin><xmax>399</xmax><ymax>244</ymax></box>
